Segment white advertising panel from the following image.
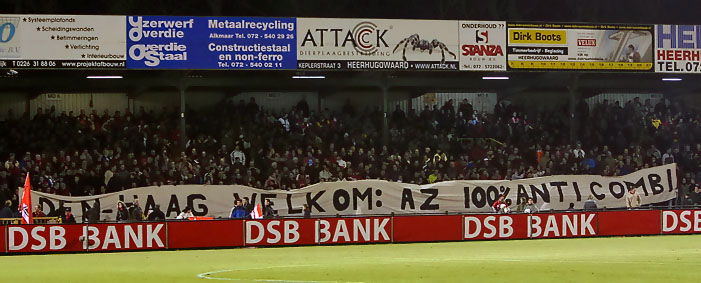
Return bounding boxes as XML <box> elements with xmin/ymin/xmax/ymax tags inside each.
<box><xmin>459</xmin><ymin>21</ymin><xmax>506</xmax><ymax>71</ymax></box>
<box><xmin>297</xmin><ymin>18</ymin><xmax>459</xmax><ymax>70</ymax></box>
<box><xmin>0</xmin><ymin>14</ymin><xmax>125</xmax><ymax>68</ymax></box>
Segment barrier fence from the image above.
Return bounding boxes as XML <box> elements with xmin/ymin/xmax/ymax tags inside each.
<box><xmin>0</xmin><ymin>217</ymin><xmax>62</xmax><ymax>225</ymax></box>
<box><xmin>1</xmin><ymin>209</ymin><xmax>699</xmax><ymax>254</ymax></box>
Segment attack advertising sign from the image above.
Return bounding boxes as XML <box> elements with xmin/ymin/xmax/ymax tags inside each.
<box><xmin>507</xmin><ymin>23</ymin><xmax>654</xmax><ymax>71</ymax></box>
<box><xmin>655</xmin><ymin>25</ymin><xmax>701</xmax><ymax>73</ymax></box>
<box><xmin>126</xmin><ymin>16</ymin><xmax>296</xmax><ymax>69</ymax></box>
<box><xmin>0</xmin><ymin>14</ymin><xmax>126</xmax><ymax>68</ymax></box>
<box><xmin>459</xmin><ymin>21</ymin><xmax>507</xmax><ymax>71</ymax></box>
<box><xmin>296</xmin><ymin>18</ymin><xmax>459</xmax><ymax>70</ymax></box>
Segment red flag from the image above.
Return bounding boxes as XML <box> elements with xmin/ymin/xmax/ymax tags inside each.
<box><xmin>250</xmin><ymin>203</ymin><xmax>263</xmax><ymax>219</ymax></box>
<box><xmin>19</xmin><ymin>173</ymin><xmax>32</xmax><ymax>224</ymax></box>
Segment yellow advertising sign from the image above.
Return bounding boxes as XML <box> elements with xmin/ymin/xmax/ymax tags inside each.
<box><xmin>509</xmin><ymin>29</ymin><xmax>567</xmax><ymax>44</ymax></box>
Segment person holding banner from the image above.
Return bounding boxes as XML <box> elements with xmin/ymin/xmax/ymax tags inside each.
<box><xmin>243</xmin><ymin>197</ymin><xmax>254</xmax><ymax>217</ymax></box>
<box><xmin>230</xmin><ymin>199</ymin><xmax>247</xmax><ymax>219</ymax></box>
<box><xmin>116</xmin><ymin>201</ymin><xmax>130</xmax><ymax>222</ymax></box>
<box><xmin>583</xmin><ymin>195</ymin><xmax>598</xmax><ymax>211</ymax></box>
<box><xmin>33</xmin><ymin>204</ymin><xmax>46</xmax><ymax>218</ymax></box>
<box><xmin>263</xmin><ymin>199</ymin><xmax>276</xmax><ymax>219</ymax></box>
<box><xmin>626</xmin><ymin>187</ymin><xmax>642</xmax><ymax>209</ymax></box>
<box><xmin>177</xmin><ymin>207</ymin><xmax>194</xmax><ymax>219</ymax></box>
<box><xmin>523</xmin><ymin>198</ymin><xmax>539</xmax><ymax>214</ymax></box>
<box><xmin>61</xmin><ymin>207</ymin><xmax>76</xmax><ymax>224</ymax></box>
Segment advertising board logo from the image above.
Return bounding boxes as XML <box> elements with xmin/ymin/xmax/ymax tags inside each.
<box><xmin>577</xmin><ymin>39</ymin><xmax>596</xmax><ymax>46</ymax></box>
<box><xmin>128</xmin><ymin>16</ymin><xmax>191</xmax><ymax>67</ymax></box>
<box><xmin>352</xmin><ymin>22</ymin><xmax>388</xmax><ymax>55</ymax></box>
<box><xmin>510</xmin><ymin>29</ymin><xmax>566</xmax><ymax>44</ymax></box>
<box><xmin>0</xmin><ymin>17</ymin><xmax>18</xmax><ymax>43</ymax></box>
<box><xmin>476</xmin><ymin>30</ymin><xmax>488</xmax><ymax>43</ymax></box>
<box><xmin>300</xmin><ymin>21</ymin><xmax>389</xmax><ymax>55</ymax></box>
<box><xmin>461</xmin><ymin>45</ymin><xmax>503</xmax><ymax>57</ymax></box>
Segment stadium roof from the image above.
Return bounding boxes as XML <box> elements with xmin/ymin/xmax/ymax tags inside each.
<box><xmin>0</xmin><ymin>0</ymin><xmax>698</xmax><ymax>25</ymax></box>
<box><xmin>2</xmin><ymin>70</ymin><xmax>698</xmax><ymax>100</ymax></box>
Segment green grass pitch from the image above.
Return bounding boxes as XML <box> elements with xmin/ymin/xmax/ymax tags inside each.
<box><xmin>1</xmin><ymin>235</ymin><xmax>700</xmax><ymax>282</ymax></box>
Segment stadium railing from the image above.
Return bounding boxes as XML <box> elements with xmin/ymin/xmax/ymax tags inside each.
<box><xmin>0</xmin><ymin>217</ymin><xmax>62</xmax><ymax>225</ymax></box>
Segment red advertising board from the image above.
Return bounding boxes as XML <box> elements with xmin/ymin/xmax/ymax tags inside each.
<box><xmin>598</xmin><ymin>210</ymin><xmax>661</xmax><ymax>236</ymax></box>
<box><xmin>2</xmin><ymin>210</ymin><xmax>701</xmax><ymax>254</ymax></box>
<box><xmin>84</xmin><ymin>223</ymin><xmax>167</xmax><ymax>252</ymax></box>
<box><xmin>245</xmin><ymin>218</ymin><xmax>317</xmax><ymax>246</ymax></box>
<box><xmin>168</xmin><ymin>220</ymin><xmax>244</xmax><ymax>249</ymax></box>
<box><xmin>463</xmin><ymin>214</ymin><xmax>530</xmax><ymax>240</ymax></box>
<box><xmin>527</xmin><ymin>212</ymin><xmax>598</xmax><ymax>239</ymax></box>
<box><xmin>393</xmin><ymin>215</ymin><xmax>462</xmax><ymax>242</ymax></box>
<box><xmin>317</xmin><ymin>217</ymin><xmax>392</xmax><ymax>244</ymax></box>
<box><xmin>661</xmin><ymin>210</ymin><xmax>701</xmax><ymax>234</ymax></box>
<box><xmin>0</xmin><ymin>225</ymin><xmax>5</xmax><ymax>253</ymax></box>
<box><xmin>6</xmin><ymin>224</ymin><xmax>84</xmax><ymax>253</ymax></box>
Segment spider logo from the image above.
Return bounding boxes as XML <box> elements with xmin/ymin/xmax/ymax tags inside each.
<box><xmin>392</xmin><ymin>34</ymin><xmax>456</xmax><ymax>64</ymax></box>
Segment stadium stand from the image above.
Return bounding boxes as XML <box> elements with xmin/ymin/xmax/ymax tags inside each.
<box><xmin>0</xmin><ymin>95</ymin><xmax>700</xmax><ymax>210</ymax></box>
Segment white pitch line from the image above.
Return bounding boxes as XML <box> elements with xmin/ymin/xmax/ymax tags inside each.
<box><xmin>378</xmin><ymin>257</ymin><xmax>691</xmax><ymax>265</ymax></box>
<box><xmin>197</xmin><ymin>265</ymin><xmax>366</xmax><ymax>283</ymax></box>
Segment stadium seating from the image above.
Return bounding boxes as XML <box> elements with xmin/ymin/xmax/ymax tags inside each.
<box><xmin>0</xmin><ymin>97</ymin><xmax>700</xmax><ymax>209</ymax></box>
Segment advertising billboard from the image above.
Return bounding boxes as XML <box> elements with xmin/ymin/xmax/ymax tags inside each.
<box><xmin>507</xmin><ymin>22</ymin><xmax>654</xmax><ymax>71</ymax></box>
<box><xmin>296</xmin><ymin>18</ymin><xmax>459</xmax><ymax>70</ymax></box>
<box><xmin>655</xmin><ymin>24</ymin><xmax>701</xmax><ymax>73</ymax></box>
<box><xmin>126</xmin><ymin>16</ymin><xmax>296</xmax><ymax>69</ymax></box>
<box><xmin>459</xmin><ymin>21</ymin><xmax>507</xmax><ymax>71</ymax></box>
<box><xmin>0</xmin><ymin>14</ymin><xmax>125</xmax><ymax>68</ymax></box>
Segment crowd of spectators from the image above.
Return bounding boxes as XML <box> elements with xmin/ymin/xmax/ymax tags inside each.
<box><xmin>1</xmin><ymin>95</ymin><xmax>701</xmax><ymax>208</ymax></box>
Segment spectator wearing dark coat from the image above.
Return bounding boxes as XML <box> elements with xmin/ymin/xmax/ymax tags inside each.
<box><xmin>243</xmin><ymin>197</ymin><xmax>254</xmax><ymax>216</ymax></box>
<box><xmin>583</xmin><ymin>195</ymin><xmax>598</xmax><ymax>211</ymax></box>
<box><xmin>263</xmin><ymin>199</ymin><xmax>276</xmax><ymax>219</ymax></box>
<box><xmin>129</xmin><ymin>199</ymin><xmax>143</xmax><ymax>222</ymax></box>
<box><xmin>0</xmin><ymin>200</ymin><xmax>13</xmax><ymax>218</ymax></box>
<box><xmin>86</xmin><ymin>200</ymin><xmax>101</xmax><ymax>224</ymax></box>
<box><xmin>303</xmin><ymin>204</ymin><xmax>311</xmax><ymax>218</ymax></box>
<box><xmin>147</xmin><ymin>204</ymin><xmax>166</xmax><ymax>221</ymax></box>
<box><xmin>231</xmin><ymin>199</ymin><xmax>247</xmax><ymax>219</ymax></box>
<box><xmin>61</xmin><ymin>207</ymin><xmax>76</xmax><ymax>224</ymax></box>
<box><xmin>116</xmin><ymin>201</ymin><xmax>129</xmax><ymax>222</ymax></box>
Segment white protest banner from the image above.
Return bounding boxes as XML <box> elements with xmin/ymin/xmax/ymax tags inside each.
<box><xmin>32</xmin><ymin>164</ymin><xmax>676</xmax><ymax>222</ymax></box>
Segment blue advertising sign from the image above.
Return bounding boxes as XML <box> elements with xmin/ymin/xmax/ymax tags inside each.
<box><xmin>127</xmin><ymin>16</ymin><xmax>296</xmax><ymax>69</ymax></box>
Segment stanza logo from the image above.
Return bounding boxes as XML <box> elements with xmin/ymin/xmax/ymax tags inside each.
<box><xmin>476</xmin><ymin>30</ymin><xmax>488</xmax><ymax>43</ymax></box>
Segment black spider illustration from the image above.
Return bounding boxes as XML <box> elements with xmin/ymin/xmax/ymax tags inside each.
<box><xmin>392</xmin><ymin>34</ymin><xmax>457</xmax><ymax>64</ymax></box>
